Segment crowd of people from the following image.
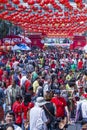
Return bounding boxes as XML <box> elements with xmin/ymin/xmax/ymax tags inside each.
<box><xmin>0</xmin><ymin>46</ymin><xmax>87</xmax><ymax>130</ymax></box>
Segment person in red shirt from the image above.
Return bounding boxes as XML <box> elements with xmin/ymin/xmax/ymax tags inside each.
<box><xmin>21</xmin><ymin>93</ymin><xmax>34</xmax><ymax>129</ymax></box>
<box><xmin>12</xmin><ymin>95</ymin><xmax>22</xmax><ymax>127</ymax></box>
<box><xmin>25</xmin><ymin>80</ymin><xmax>31</xmax><ymax>93</ymax></box>
<box><xmin>50</xmin><ymin>60</ymin><xmax>56</xmax><ymax>70</ymax></box>
<box><xmin>0</xmin><ymin>67</ymin><xmax>3</xmax><ymax>81</ymax></box>
<box><xmin>51</xmin><ymin>89</ymin><xmax>70</xmax><ymax>124</ymax></box>
<box><xmin>78</xmin><ymin>58</ymin><xmax>83</xmax><ymax>70</ymax></box>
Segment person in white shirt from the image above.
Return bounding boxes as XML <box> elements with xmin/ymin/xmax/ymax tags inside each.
<box><xmin>76</xmin><ymin>95</ymin><xmax>87</xmax><ymax>123</ymax></box>
<box><xmin>30</xmin><ymin>97</ymin><xmax>49</xmax><ymax>130</ymax></box>
<box><xmin>20</xmin><ymin>71</ymin><xmax>27</xmax><ymax>87</ymax></box>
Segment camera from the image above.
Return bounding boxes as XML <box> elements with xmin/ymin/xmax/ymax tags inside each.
<box><xmin>51</xmin><ymin>117</ymin><xmax>61</xmax><ymax>129</ymax></box>
<box><xmin>0</xmin><ymin>124</ymin><xmax>6</xmax><ymax>130</ymax></box>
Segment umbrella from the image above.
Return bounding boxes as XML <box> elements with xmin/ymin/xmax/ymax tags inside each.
<box><xmin>12</xmin><ymin>44</ymin><xmax>31</xmax><ymax>51</ymax></box>
<box><xmin>17</xmin><ymin>43</ymin><xmax>31</xmax><ymax>50</ymax></box>
<box><xmin>12</xmin><ymin>45</ymin><xmax>20</xmax><ymax>51</ymax></box>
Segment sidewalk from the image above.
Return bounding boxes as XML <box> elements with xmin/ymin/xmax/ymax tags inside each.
<box><xmin>67</xmin><ymin>123</ymin><xmax>81</xmax><ymax>130</ymax></box>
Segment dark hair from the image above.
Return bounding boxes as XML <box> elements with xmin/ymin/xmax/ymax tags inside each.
<box><xmin>85</xmin><ymin>70</ymin><xmax>87</xmax><ymax>76</ymax></box>
<box><xmin>85</xmin><ymin>88</ymin><xmax>87</xmax><ymax>93</ymax></box>
<box><xmin>5</xmin><ymin>110</ymin><xmax>15</xmax><ymax>121</ymax></box>
<box><xmin>6</xmin><ymin>124</ymin><xmax>14</xmax><ymax>130</ymax></box>
<box><xmin>39</xmin><ymin>80</ymin><xmax>43</xmax><ymax>86</ymax></box>
<box><xmin>16</xmin><ymin>95</ymin><xmax>22</xmax><ymax>101</ymax></box>
<box><xmin>28</xmin><ymin>86</ymin><xmax>33</xmax><ymax>91</ymax></box>
<box><xmin>24</xmin><ymin>93</ymin><xmax>31</xmax><ymax>105</ymax></box>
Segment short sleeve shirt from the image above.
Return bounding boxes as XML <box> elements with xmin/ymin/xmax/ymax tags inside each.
<box><xmin>51</xmin><ymin>96</ymin><xmax>67</xmax><ymax>117</ymax></box>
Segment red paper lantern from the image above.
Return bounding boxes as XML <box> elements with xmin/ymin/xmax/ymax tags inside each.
<box><xmin>0</xmin><ymin>5</ymin><xmax>4</xmax><ymax>10</ymax></box>
<box><xmin>40</xmin><ymin>2</ymin><xmax>44</xmax><ymax>7</ymax></box>
<box><xmin>38</xmin><ymin>10</ymin><xmax>42</xmax><ymax>13</ymax></box>
<box><xmin>0</xmin><ymin>52</ymin><xmax>3</xmax><ymax>55</ymax></box>
<box><xmin>12</xmin><ymin>0</ymin><xmax>20</xmax><ymax>5</ymax></box>
<box><xmin>59</xmin><ymin>0</ymin><xmax>68</xmax><ymax>4</ymax></box>
<box><xmin>6</xmin><ymin>3</ymin><xmax>12</xmax><ymax>7</ymax></box>
<box><xmin>44</xmin><ymin>0</ymin><xmax>49</xmax><ymax>4</ymax></box>
<box><xmin>36</xmin><ymin>0</ymin><xmax>41</xmax><ymax>3</ymax></box>
<box><xmin>23</xmin><ymin>0</ymin><xmax>28</xmax><ymax>2</ymax></box>
<box><xmin>0</xmin><ymin>0</ymin><xmax>8</xmax><ymax>4</ymax></box>
<box><xmin>6</xmin><ymin>46</ymin><xmax>11</xmax><ymax>51</ymax></box>
<box><xmin>1</xmin><ymin>46</ymin><xmax>6</xmax><ymax>51</ymax></box>
<box><xmin>49</xmin><ymin>0</ymin><xmax>55</xmax><ymax>4</ymax></box>
<box><xmin>5</xmin><ymin>42</ymin><xmax>9</xmax><ymax>46</ymax></box>
<box><xmin>75</xmin><ymin>0</ymin><xmax>82</xmax><ymax>3</ymax></box>
<box><xmin>28</xmin><ymin>0</ymin><xmax>34</xmax><ymax>5</ymax></box>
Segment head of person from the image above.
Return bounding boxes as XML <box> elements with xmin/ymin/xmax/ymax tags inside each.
<box><xmin>45</xmin><ymin>75</ymin><xmax>52</xmax><ymax>83</ymax></box>
<box><xmin>85</xmin><ymin>70</ymin><xmax>87</xmax><ymax>76</ymax></box>
<box><xmin>28</xmin><ymin>86</ymin><xmax>33</xmax><ymax>95</ymax></box>
<box><xmin>44</xmin><ymin>90</ymin><xmax>53</xmax><ymax>101</ymax></box>
<box><xmin>24</xmin><ymin>93</ymin><xmax>31</xmax><ymax>105</ymax></box>
<box><xmin>5</xmin><ymin>110</ymin><xmax>15</xmax><ymax>124</ymax></box>
<box><xmin>5</xmin><ymin>124</ymin><xmax>14</xmax><ymax>130</ymax></box>
<box><xmin>54</xmin><ymin>89</ymin><xmax>61</xmax><ymax>97</ymax></box>
<box><xmin>16</xmin><ymin>95</ymin><xmax>22</xmax><ymax>103</ymax></box>
<box><xmin>35</xmin><ymin>97</ymin><xmax>47</xmax><ymax>107</ymax></box>
<box><xmin>11</xmin><ymin>79</ymin><xmax>16</xmax><ymax>86</ymax></box>
<box><xmin>85</xmin><ymin>88</ymin><xmax>87</xmax><ymax>93</ymax></box>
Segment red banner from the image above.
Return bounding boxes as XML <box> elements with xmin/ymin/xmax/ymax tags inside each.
<box><xmin>29</xmin><ymin>35</ymin><xmax>44</xmax><ymax>49</ymax></box>
<box><xmin>72</xmin><ymin>36</ymin><xmax>86</xmax><ymax>49</ymax></box>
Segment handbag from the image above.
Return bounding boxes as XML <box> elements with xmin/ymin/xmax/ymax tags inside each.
<box><xmin>43</xmin><ymin>104</ymin><xmax>61</xmax><ymax>129</ymax></box>
<box><xmin>43</xmin><ymin>104</ymin><xmax>67</xmax><ymax>129</ymax></box>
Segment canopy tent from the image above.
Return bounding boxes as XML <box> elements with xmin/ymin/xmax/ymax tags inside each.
<box><xmin>12</xmin><ymin>43</ymin><xmax>31</xmax><ymax>51</ymax></box>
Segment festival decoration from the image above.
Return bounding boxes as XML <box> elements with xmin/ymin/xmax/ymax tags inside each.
<box><xmin>0</xmin><ymin>0</ymin><xmax>86</xmax><ymax>37</ymax></box>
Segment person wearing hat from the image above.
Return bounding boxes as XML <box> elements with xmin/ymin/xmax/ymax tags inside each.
<box><xmin>51</xmin><ymin>89</ymin><xmax>70</xmax><ymax>130</ymax></box>
<box><xmin>30</xmin><ymin>97</ymin><xmax>49</xmax><ymax>130</ymax></box>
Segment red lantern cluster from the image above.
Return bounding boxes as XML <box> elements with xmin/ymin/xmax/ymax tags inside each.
<box><xmin>0</xmin><ymin>0</ymin><xmax>86</xmax><ymax>37</ymax></box>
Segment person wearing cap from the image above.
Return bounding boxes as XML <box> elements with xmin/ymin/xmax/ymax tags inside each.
<box><xmin>30</xmin><ymin>97</ymin><xmax>49</xmax><ymax>130</ymax></box>
<box><xmin>51</xmin><ymin>89</ymin><xmax>70</xmax><ymax>129</ymax></box>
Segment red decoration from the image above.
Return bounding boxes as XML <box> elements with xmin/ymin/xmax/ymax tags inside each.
<box><xmin>23</xmin><ymin>0</ymin><xmax>28</xmax><ymax>2</ymax></box>
<box><xmin>28</xmin><ymin>0</ymin><xmax>34</xmax><ymax>5</ymax></box>
<box><xmin>0</xmin><ymin>0</ymin><xmax>8</xmax><ymax>4</ymax></box>
<box><xmin>12</xmin><ymin>0</ymin><xmax>20</xmax><ymax>5</ymax></box>
<box><xmin>36</xmin><ymin>0</ymin><xmax>41</xmax><ymax>3</ymax></box>
<box><xmin>0</xmin><ymin>5</ymin><xmax>4</xmax><ymax>10</ymax></box>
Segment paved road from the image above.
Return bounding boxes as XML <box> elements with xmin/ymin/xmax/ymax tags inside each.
<box><xmin>67</xmin><ymin>123</ymin><xmax>82</xmax><ymax>130</ymax></box>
